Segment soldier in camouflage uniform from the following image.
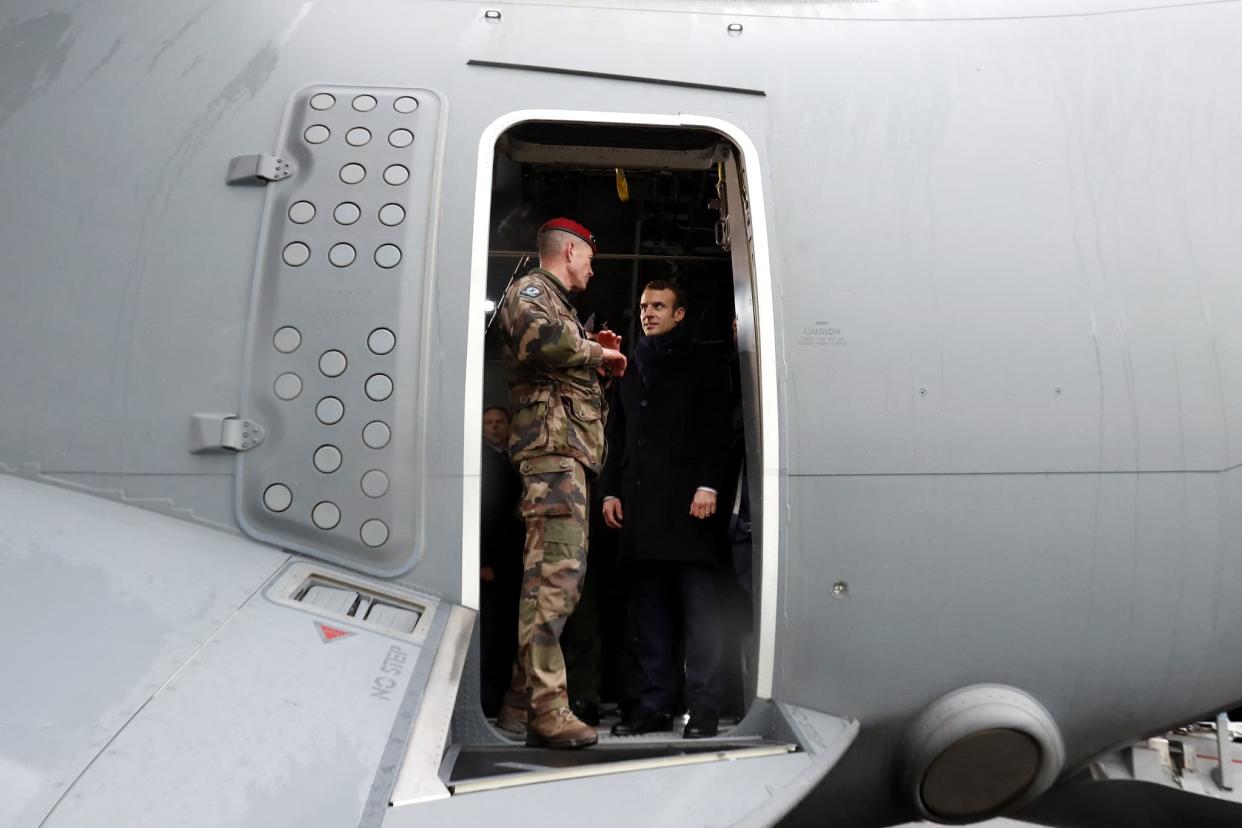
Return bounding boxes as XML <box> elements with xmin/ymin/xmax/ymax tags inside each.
<box><xmin>492</xmin><ymin>218</ymin><xmax>627</xmax><ymax>749</ymax></box>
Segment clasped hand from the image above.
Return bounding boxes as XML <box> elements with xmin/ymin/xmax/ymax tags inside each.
<box><xmin>591</xmin><ymin>328</ymin><xmax>626</xmax><ymax>377</ymax></box>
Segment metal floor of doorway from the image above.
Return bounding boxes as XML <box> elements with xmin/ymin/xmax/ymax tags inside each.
<box><xmin>445</xmin><ymin>735</ymin><xmax>798</xmax><ymax>794</ymax></box>
<box><xmin>446</xmin><ymin>710</ymin><xmax>798</xmax><ymax>793</ymax></box>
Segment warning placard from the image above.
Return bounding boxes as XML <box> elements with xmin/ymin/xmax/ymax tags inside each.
<box><xmin>315</xmin><ymin>621</ymin><xmax>355</xmax><ymax>643</ymax></box>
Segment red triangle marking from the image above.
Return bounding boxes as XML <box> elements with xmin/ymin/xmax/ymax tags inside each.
<box><xmin>316</xmin><ymin>622</ymin><xmax>354</xmax><ymax>642</ymax></box>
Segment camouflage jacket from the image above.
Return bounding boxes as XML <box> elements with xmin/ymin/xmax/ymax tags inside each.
<box><xmin>497</xmin><ymin>268</ymin><xmax>608</xmax><ymax>473</ymax></box>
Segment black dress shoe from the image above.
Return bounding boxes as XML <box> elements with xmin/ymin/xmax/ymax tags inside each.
<box><xmin>683</xmin><ymin>711</ymin><xmax>719</xmax><ymax>739</ymax></box>
<box><xmin>610</xmin><ymin>708</ymin><xmax>672</xmax><ymax>736</ymax></box>
<box><xmin>571</xmin><ymin>698</ymin><xmax>601</xmax><ymax>727</ymax></box>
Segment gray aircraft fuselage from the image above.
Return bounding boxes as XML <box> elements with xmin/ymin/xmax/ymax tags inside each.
<box><xmin>1</xmin><ymin>1</ymin><xmax>1240</xmax><ymax>826</ymax></box>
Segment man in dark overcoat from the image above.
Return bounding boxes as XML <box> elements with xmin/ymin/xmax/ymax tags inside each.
<box><xmin>478</xmin><ymin>406</ymin><xmax>524</xmax><ymax>716</ymax></box>
<box><xmin>601</xmin><ymin>280</ymin><xmax>733</xmax><ymax>738</ymax></box>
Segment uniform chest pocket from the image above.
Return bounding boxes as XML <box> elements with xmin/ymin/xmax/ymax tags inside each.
<box><xmin>563</xmin><ymin>394</ymin><xmax>603</xmax><ymax>464</ymax></box>
<box><xmin>509</xmin><ymin>387</ymin><xmax>553</xmax><ymax>455</ymax></box>
<box><xmin>556</xmin><ymin>308</ymin><xmax>584</xmax><ymax>331</ymax></box>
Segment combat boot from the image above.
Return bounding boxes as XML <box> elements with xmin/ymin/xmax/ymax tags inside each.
<box><xmin>494</xmin><ymin>703</ymin><xmax>527</xmax><ymax>740</ymax></box>
<box><xmin>525</xmin><ymin>707</ymin><xmax>598</xmax><ymax>749</ymax></box>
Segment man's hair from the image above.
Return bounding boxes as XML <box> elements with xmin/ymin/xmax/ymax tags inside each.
<box><xmin>641</xmin><ymin>279</ymin><xmax>687</xmax><ymax>310</ymax></box>
<box><xmin>538</xmin><ymin>228</ymin><xmax>576</xmax><ymax>260</ymax></box>
<box><xmin>483</xmin><ymin>405</ymin><xmax>511</xmax><ymax>421</ymax></box>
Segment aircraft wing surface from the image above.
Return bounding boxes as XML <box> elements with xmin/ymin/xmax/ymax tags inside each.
<box><xmin>0</xmin><ymin>475</ymin><xmax>470</xmax><ymax>827</ymax></box>
<box><xmin>0</xmin><ymin>475</ymin><xmax>291</xmax><ymax>825</ymax></box>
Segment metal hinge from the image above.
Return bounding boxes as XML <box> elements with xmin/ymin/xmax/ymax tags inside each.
<box><xmin>190</xmin><ymin>414</ymin><xmax>266</xmax><ymax>453</ymax></box>
<box><xmin>226</xmin><ymin>153</ymin><xmax>295</xmax><ymax>185</ymax></box>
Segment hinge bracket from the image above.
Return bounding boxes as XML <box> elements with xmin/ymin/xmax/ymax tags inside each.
<box><xmin>226</xmin><ymin>153</ymin><xmax>294</xmax><ymax>185</ymax></box>
<box><xmin>191</xmin><ymin>414</ymin><xmax>266</xmax><ymax>453</ymax></box>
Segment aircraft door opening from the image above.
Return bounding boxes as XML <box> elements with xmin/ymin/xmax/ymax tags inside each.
<box><xmin>460</xmin><ymin>113</ymin><xmax>780</xmax><ymax>774</ymax></box>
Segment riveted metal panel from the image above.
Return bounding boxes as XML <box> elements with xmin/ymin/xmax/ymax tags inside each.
<box><xmin>236</xmin><ymin>85</ymin><xmax>442</xmax><ymax>575</ymax></box>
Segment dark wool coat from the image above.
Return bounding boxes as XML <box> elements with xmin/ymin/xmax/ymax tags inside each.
<box><xmin>601</xmin><ymin>334</ymin><xmax>732</xmax><ymax>565</ymax></box>
<box><xmin>480</xmin><ymin>441</ymin><xmax>524</xmax><ymax>573</ymax></box>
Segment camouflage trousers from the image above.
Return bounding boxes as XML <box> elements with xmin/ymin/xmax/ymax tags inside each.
<box><xmin>502</xmin><ymin>455</ymin><xmax>590</xmax><ymax>716</ymax></box>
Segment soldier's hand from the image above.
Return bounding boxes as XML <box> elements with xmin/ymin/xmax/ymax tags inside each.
<box><xmin>599</xmin><ymin>348</ymin><xmax>627</xmax><ymax>378</ymax></box>
<box><xmin>596</xmin><ymin>328</ymin><xmax>622</xmax><ymax>351</ymax></box>
<box><xmin>602</xmin><ymin>497</ymin><xmax>624</xmax><ymax>529</ymax></box>
<box><xmin>690</xmin><ymin>489</ymin><xmax>717</xmax><ymax>520</ymax></box>
<box><xmin>480</xmin><ymin>565</ymin><xmax>496</xmax><ymax>583</ymax></box>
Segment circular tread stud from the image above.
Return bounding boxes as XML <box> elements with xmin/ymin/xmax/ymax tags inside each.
<box><xmin>274</xmin><ymin>372</ymin><xmax>302</xmax><ymax>400</ymax></box>
<box><xmin>312</xmin><ymin>501</ymin><xmax>341</xmax><ymax>530</ymax></box>
<box><xmin>329</xmin><ymin>243</ymin><xmax>356</xmax><ymax>268</ymax></box>
<box><xmin>378</xmin><ymin>204</ymin><xmax>405</xmax><ymax>227</ymax></box>
<box><xmin>316</xmin><ymin>396</ymin><xmax>345</xmax><ymax>425</ymax></box>
<box><xmin>352</xmin><ymin>94</ymin><xmax>377</xmax><ymax>112</ymax></box>
<box><xmin>309</xmin><ymin>92</ymin><xmax>335</xmax><ymax>110</ymax></box>
<box><xmin>264</xmin><ymin>483</ymin><xmax>293</xmax><ymax>512</ymax></box>
<box><xmin>374</xmin><ymin>244</ymin><xmax>402</xmax><ymax>269</ymax></box>
<box><xmin>346</xmin><ymin>127</ymin><xmax>371</xmax><ymax>147</ymax></box>
<box><xmin>334</xmin><ymin>202</ymin><xmax>361</xmax><ymax>225</ymax></box>
<box><xmin>282</xmin><ymin>242</ymin><xmax>311</xmax><ymax>267</ymax></box>
<box><xmin>362</xmin><ymin>420</ymin><xmax>391</xmax><ymax>449</ymax></box>
<box><xmin>360</xmin><ymin>519</ymin><xmax>389</xmax><ymax>548</ymax></box>
<box><xmin>273</xmin><ymin>326</ymin><xmax>302</xmax><ymax>353</ymax></box>
<box><xmin>368</xmin><ymin>328</ymin><xmax>395</xmax><ymax>355</ymax></box>
<box><xmin>388</xmin><ymin>128</ymin><xmax>414</xmax><ymax>148</ymax></box>
<box><xmin>365</xmin><ymin>373</ymin><xmax>393</xmax><ymax>401</ymax></box>
<box><xmin>361</xmin><ymin>469</ymin><xmax>389</xmax><ymax>498</ymax></box>
<box><xmin>313</xmin><ymin>444</ymin><xmax>343</xmax><ymax>474</ymax></box>
<box><xmin>303</xmin><ymin>124</ymin><xmax>330</xmax><ymax>144</ymax></box>
<box><xmin>383</xmin><ymin>164</ymin><xmax>409</xmax><ymax>185</ymax></box>
<box><xmin>393</xmin><ymin>96</ymin><xmax>419</xmax><ymax>113</ymax></box>
<box><xmin>319</xmin><ymin>349</ymin><xmax>348</xmax><ymax>378</ymax></box>
<box><xmin>339</xmin><ymin>163</ymin><xmax>366</xmax><ymax>185</ymax></box>
<box><xmin>288</xmin><ymin>201</ymin><xmax>316</xmax><ymax>224</ymax></box>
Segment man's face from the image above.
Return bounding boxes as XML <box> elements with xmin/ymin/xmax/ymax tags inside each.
<box><xmin>482</xmin><ymin>409</ymin><xmax>510</xmax><ymax>447</ymax></box>
<box><xmin>563</xmin><ymin>240</ymin><xmax>594</xmax><ymax>292</ymax></box>
<box><xmin>639</xmin><ymin>288</ymin><xmax>685</xmax><ymax>336</ymax></box>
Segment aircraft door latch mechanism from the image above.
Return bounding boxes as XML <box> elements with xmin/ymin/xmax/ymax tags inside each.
<box><xmin>190</xmin><ymin>413</ymin><xmax>267</xmax><ymax>453</ymax></box>
<box><xmin>226</xmin><ymin>153</ymin><xmax>295</xmax><ymax>185</ymax></box>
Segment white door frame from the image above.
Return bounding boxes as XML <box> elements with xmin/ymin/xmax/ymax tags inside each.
<box><xmin>462</xmin><ymin>110</ymin><xmax>780</xmax><ymax>700</ymax></box>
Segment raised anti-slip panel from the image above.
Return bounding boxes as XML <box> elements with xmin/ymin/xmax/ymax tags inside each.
<box><xmin>236</xmin><ymin>86</ymin><xmax>440</xmax><ymax>575</ymax></box>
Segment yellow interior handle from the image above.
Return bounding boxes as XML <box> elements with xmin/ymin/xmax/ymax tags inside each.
<box><xmin>615</xmin><ymin>167</ymin><xmax>630</xmax><ymax>202</ymax></box>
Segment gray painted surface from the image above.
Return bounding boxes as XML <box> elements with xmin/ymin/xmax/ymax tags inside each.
<box><xmin>386</xmin><ymin>751</ymin><xmax>815</xmax><ymax>828</ymax></box>
<box><xmin>235</xmin><ymin>84</ymin><xmax>444</xmax><ymax>576</ymax></box>
<box><xmin>0</xmin><ymin>475</ymin><xmax>289</xmax><ymax>827</ymax></box>
<box><xmin>44</xmin><ymin>568</ymin><xmax>447</xmax><ymax>827</ymax></box>
<box><xmin>1</xmin><ymin>1</ymin><xmax>1241</xmax><ymax>826</ymax></box>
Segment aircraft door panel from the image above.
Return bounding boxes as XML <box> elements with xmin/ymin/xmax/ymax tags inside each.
<box><xmin>721</xmin><ymin>150</ymin><xmax>767</xmax><ymax>706</ymax></box>
<box><xmin>721</xmin><ymin>151</ymin><xmax>763</xmax><ymax>507</ymax></box>
<box><xmin>235</xmin><ymin>85</ymin><xmax>442</xmax><ymax>576</ymax></box>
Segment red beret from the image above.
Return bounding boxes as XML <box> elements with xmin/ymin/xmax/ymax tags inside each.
<box><xmin>538</xmin><ymin>217</ymin><xmax>597</xmax><ymax>253</ymax></box>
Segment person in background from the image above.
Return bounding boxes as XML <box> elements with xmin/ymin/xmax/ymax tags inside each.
<box><xmin>479</xmin><ymin>406</ymin><xmax>523</xmax><ymax>716</ymax></box>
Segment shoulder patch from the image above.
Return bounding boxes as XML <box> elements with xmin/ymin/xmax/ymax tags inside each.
<box><xmin>519</xmin><ymin>284</ymin><xmax>543</xmax><ymax>299</ymax></box>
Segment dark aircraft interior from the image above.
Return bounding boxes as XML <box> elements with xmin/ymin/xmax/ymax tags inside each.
<box><xmin>470</xmin><ymin>122</ymin><xmax>763</xmax><ymax>762</ymax></box>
